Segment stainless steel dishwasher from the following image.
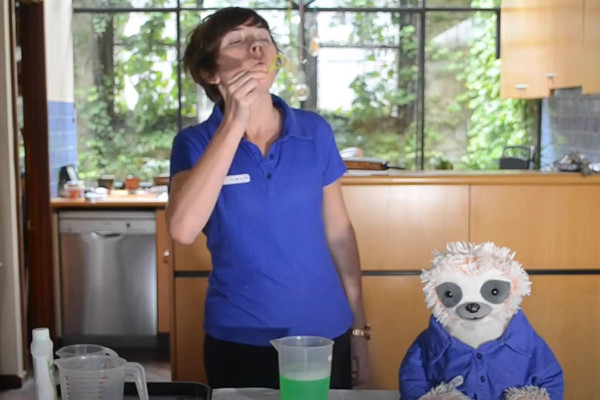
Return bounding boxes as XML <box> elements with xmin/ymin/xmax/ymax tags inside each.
<box><xmin>59</xmin><ymin>210</ymin><xmax>157</xmax><ymax>346</ymax></box>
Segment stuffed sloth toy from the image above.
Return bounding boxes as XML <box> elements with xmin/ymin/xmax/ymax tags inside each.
<box><xmin>399</xmin><ymin>242</ymin><xmax>564</xmax><ymax>400</ymax></box>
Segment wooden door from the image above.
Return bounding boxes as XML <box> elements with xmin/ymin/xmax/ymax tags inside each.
<box><xmin>155</xmin><ymin>209</ymin><xmax>172</xmax><ymax>333</ymax></box>
<box><xmin>361</xmin><ymin>276</ymin><xmax>431</xmax><ymax>390</ymax></box>
<box><xmin>470</xmin><ymin>185</ymin><xmax>600</xmax><ymax>269</ymax></box>
<box><xmin>171</xmin><ymin>277</ymin><xmax>209</xmax><ymax>382</ymax></box>
<box><xmin>583</xmin><ymin>0</ymin><xmax>600</xmax><ymax>94</ymax></box>
<box><xmin>500</xmin><ymin>0</ymin><xmax>551</xmax><ymax>98</ymax></box>
<box><xmin>173</xmin><ymin>234</ymin><xmax>212</xmax><ymax>272</ymax></box>
<box><xmin>361</xmin><ymin>274</ymin><xmax>600</xmax><ymax>395</ymax></box>
<box><xmin>522</xmin><ymin>275</ymin><xmax>600</xmax><ymax>399</ymax></box>
<box><xmin>19</xmin><ymin>0</ymin><xmax>55</xmax><ymax>334</ymax></box>
<box><xmin>546</xmin><ymin>0</ymin><xmax>584</xmax><ymax>89</ymax></box>
<box><xmin>171</xmin><ymin>230</ymin><xmax>212</xmax><ymax>380</ymax></box>
<box><xmin>343</xmin><ymin>185</ymin><xmax>469</xmax><ymax>271</ymax></box>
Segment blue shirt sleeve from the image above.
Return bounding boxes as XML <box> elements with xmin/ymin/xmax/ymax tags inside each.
<box><xmin>399</xmin><ymin>337</ymin><xmax>433</xmax><ymax>400</ymax></box>
<box><xmin>319</xmin><ymin>118</ymin><xmax>346</xmax><ymax>186</ymax></box>
<box><xmin>169</xmin><ymin>128</ymin><xmax>207</xmax><ymax>178</ymax></box>
<box><xmin>530</xmin><ymin>336</ymin><xmax>564</xmax><ymax>400</ymax></box>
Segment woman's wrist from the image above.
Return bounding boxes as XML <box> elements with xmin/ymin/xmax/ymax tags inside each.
<box><xmin>220</xmin><ymin>115</ymin><xmax>246</xmax><ymax>135</ymax></box>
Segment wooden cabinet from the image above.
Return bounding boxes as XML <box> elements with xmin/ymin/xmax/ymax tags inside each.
<box><xmin>171</xmin><ymin>276</ymin><xmax>209</xmax><ymax>382</ymax></box>
<box><xmin>169</xmin><ymin>174</ymin><xmax>600</xmax><ymax>391</ymax></box>
<box><xmin>500</xmin><ymin>0</ymin><xmax>586</xmax><ymax>98</ymax></box>
<box><xmin>173</xmin><ymin>235</ymin><xmax>212</xmax><ymax>272</ymax></box>
<box><xmin>170</xmin><ymin>232</ymin><xmax>212</xmax><ymax>381</ymax></box>
<box><xmin>546</xmin><ymin>0</ymin><xmax>584</xmax><ymax>90</ymax></box>
<box><xmin>500</xmin><ymin>0</ymin><xmax>551</xmax><ymax>98</ymax></box>
<box><xmin>343</xmin><ymin>185</ymin><xmax>469</xmax><ymax>270</ymax></box>
<box><xmin>522</xmin><ymin>275</ymin><xmax>600</xmax><ymax>399</ymax></box>
<box><xmin>583</xmin><ymin>0</ymin><xmax>600</xmax><ymax>94</ymax></box>
<box><xmin>361</xmin><ymin>276</ymin><xmax>430</xmax><ymax>390</ymax></box>
<box><xmin>362</xmin><ymin>274</ymin><xmax>600</xmax><ymax>395</ymax></box>
<box><xmin>156</xmin><ymin>209</ymin><xmax>173</xmax><ymax>334</ymax></box>
<box><xmin>470</xmin><ymin>185</ymin><xmax>600</xmax><ymax>269</ymax></box>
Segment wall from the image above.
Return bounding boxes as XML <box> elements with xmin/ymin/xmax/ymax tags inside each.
<box><xmin>541</xmin><ymin>88</ymin><xmax>600</xmax><ymax>168</ymax></box>
<box><xmin>0</xmin><ymin>0</ymin><xmax>25</xmax><ymax>379</ymax></box>
<box><xmin>45</xmin><ymin>0</ymin><xmax>77</xmax><ymax>197</ymax></box>
<box><xmin>44</xmin><ymin>0</ymin><xmax>75</xmax><ymax>339</ymax></box>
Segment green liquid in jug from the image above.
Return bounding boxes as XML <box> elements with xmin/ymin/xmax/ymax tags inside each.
<box><xmin>280</xmin><ymin>375</ymin><xmax>330</xmax><ymax>400</ymax></box>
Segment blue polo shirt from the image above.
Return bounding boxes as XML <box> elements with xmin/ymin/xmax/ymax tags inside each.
<box><xmin>170</xmin><ymin>95</ymin><xmax>353</xmax><ymax>346</ymax></box>
<box><xmin>399</xmin><ymin>310</ymin><xmax>564</xmax><ymax>400</ymax></box>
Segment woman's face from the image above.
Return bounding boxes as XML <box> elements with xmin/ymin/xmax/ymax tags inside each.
<box><xmin>211</xmin><ymin>23</ymin><xmax>278</xmax><ymax>90</ymax></box>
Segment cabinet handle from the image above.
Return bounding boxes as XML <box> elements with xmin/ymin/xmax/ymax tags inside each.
<box><xmin>546</xmin><ymin>73</ymin><xmax>557</xmax><ymax>78</ymax></box>
<box><xmin>515</xmin><ymin>84</ymin><xmax>529</xmax><ymax>90</ymax></box>
<box><xmin>163</xmin><ymin>250</ymin><xmax>170</xmax><ymax>262</ymax></box>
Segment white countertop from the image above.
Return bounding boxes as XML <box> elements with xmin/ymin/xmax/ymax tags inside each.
<box><xmin>211</xmin><ymin>388</ymin><xmax>399</xmax><ymax>400</ymax></box>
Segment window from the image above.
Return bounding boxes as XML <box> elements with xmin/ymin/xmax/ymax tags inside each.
<box><xmin>72</xmin><ymin>0</ymin><xmax>536</xmax><ymax>182</ymax></box>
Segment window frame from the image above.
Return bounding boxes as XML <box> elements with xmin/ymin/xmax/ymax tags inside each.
<box><xmin>72</xmin><ymin>1</ymin><xmax>500</xmax><ymax>170</ymax></box>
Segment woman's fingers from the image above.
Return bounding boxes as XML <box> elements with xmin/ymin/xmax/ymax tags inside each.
<box><xmin>221</xmin><ymin>70</ymin><xmax>269</xmax><ymax>107</ymax></box>
<box><xmin>223</xmin><ymin>70</ymin><xmax>268</xmax><ymax>94</ymax></box>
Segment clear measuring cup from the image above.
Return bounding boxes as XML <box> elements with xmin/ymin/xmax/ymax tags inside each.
<box><xmin>271</xmin><ymin>336</ymin><xmax>333</xmax><ymax>400</ymax></box>
<box><xmin>54</xmin><ymin>354</ymin><xmax>149</xmax><ymax>400</ymax></box>
<box><xmin>56</xmin><ymin>344</ymin><xmax>118</xmax><ymax>359</ymax></box>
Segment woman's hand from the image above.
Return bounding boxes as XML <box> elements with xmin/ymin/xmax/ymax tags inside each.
<box><xmin>219</xmin><ymin>69</ymin><xmax>269</xmax><ymax>128</ymax></box>
<box><xmin>351</xmin><ymin>335</ymin><xmax>369</xmax><ymax>386</ymax></box>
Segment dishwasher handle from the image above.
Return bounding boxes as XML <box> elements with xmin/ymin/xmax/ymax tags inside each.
<box><xmin>91</xmin><ymin>231</ymin><xmax>125</xmax><ymax>240</ymax></box>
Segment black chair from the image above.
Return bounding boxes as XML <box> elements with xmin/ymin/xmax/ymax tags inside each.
<box><xmin>499</xmin><ymin>145</ymin><xmax>536</xmax><ymax>170</ymax></box>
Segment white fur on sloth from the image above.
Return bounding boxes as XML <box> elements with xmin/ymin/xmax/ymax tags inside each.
<box><xmin>420</xmin><ymin>376</ymin><xmax>471</xmax><ymax>400</ymax></box>
<box><xmin>421</xmin><ymin>242</ymin><xmax>531</xmax><ymax>330</ymax></box>
<box><xmin>503</xmin><ymin>385</ymin><xmax>550</xmax><ymax>400</ymax></box>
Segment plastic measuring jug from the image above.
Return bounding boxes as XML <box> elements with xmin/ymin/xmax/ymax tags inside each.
<box><xmin>54</xmin><ymin>354</ymin><xmax>149</xmax><ymax>400</ymax></box>
<box><xmin>271</xmin><ymin>336</ymin><xmax>333</xmax><ymax>400</ymax></box>
<box><xmin>56</xmin><ymin>344</ymin><xmax>118</xmax><ymax>358</ymax></box>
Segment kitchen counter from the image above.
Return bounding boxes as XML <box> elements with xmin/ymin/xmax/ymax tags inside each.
<box><xmin>342</xmin><ymin>169</ymin><xmax>600</xmax><ymax>185</ymax></box>
<box><xmin>51</xmin><ymin>190</ymin><xmax>168</xmax><ymax>208</ymax></box>
<box><xmin>51</xmin><ymin>171</ymin><xmax>600</xmax><ymax>210</ymax></box>
<box><xmin>55</xmin><ymin>171</ymin><xmax>597</xmax><ymax>396</ymax></box>
<box><xmin>169</xmin><ymin>170</ymin><xmax>600</xmax><ymax>397</ymax></box>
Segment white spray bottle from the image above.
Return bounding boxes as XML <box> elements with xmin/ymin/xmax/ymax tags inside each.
<box><xmin>30</xmin><ymin>327</ymin><xmax>56</xmax><ymax>400</ymax></box>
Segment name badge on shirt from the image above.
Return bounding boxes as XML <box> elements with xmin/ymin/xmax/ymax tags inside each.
<box><xmin>224</xmin><ymin>173</ymin><xmax>251</xmax><ymax>185</ymax></box>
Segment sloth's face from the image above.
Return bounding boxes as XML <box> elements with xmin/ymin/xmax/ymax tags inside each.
<box><xmin>435</xmin><ymin>269</ymin><xmax>511</xmax><ymax>321</ymax></box>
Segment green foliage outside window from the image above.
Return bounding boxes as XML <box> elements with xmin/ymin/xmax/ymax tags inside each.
<box><xmin>320</xmin><ymin>11</ymin><xmax>419</xmax><ymax>169</ymax></box>
<box><xmin>73</xmin><ymin>0</ymin><xmax>536</xmax><ymax>184</ymax></box>
<box><xmin>456</xmin><ymin>1</ymin><xmax>537</xmax><ymax>169</ymax></box>
<box><xmin>74</xmin><ymin>9</ymin><xmax>179</xmax><ymax>182</ymax></box>
<box><xmin>324</xmin><ymin>0</ymin><xmax>535</xmax><ymax>170</ymax></box>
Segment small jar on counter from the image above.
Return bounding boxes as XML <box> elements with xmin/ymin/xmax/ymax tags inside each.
<box><xmin>63</xmin><ymin>180</ymin><xmax>84</xmax><ymax>199</ymax></box>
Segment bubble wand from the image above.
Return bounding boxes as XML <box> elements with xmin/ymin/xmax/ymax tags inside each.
<box><xmin>267</xmin><ymin>53</ymin><xmax>287</xmax><ymax>73</ymax></box>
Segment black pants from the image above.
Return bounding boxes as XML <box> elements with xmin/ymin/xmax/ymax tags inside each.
<box><xmin>204</xmin><ymin>330</ymin><xmax>352</xmax><ymax>389</ymax></box>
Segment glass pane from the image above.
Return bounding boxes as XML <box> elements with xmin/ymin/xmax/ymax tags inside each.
<box><xmin>424</xmin><ymin>11</ymin><xmax>534</xmax><ymax>171</ymax></box>
<box><xmin>317</xmin><ymin>11</ymin><xmax>401</xmax><ymax>47</ymax></box>
<box><xmin>311</xmin><ymin>0</ymin><xmax>421</xmax><ymax>7</ymax></box>
<box><xmin>179</xmin><ymin>10</ymin><xmax>299</xmax><ymax>127</ymax></box>
<box><xmin>180</xmin><ymin>0</ymin><xmax>285</xmax><ymax>7</ymax></box>
<box><xmin>73</xmin><ymin>0</ymin><xmax>177</xmax><ymax>8</ymax></box>
<box><xmin>425</xmin><ymin>0</ymin><xmax>500</xmax><ymax>8</ymax></box>
<box><xmin>178</xmin><ymin>11</ymin><xmax>209</xmax><ymax>128</ymax></box>
<box><xmin>73</xmin><ymin>12</ymin><xmax>177</xmax><ymax>183</ymax></box>
<box><xmin>317</xmin><ymin>12</ymin><xmax>419</xmax><ymax>169</ymax></box>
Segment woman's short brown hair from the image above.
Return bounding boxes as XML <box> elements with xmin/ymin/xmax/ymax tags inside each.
<box><xmin>183</xmin><ymin>7</ymin><xmax>277</xmax><ymax>105</ymax></box>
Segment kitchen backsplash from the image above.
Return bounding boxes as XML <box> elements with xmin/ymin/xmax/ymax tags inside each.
<box><xmin>48</xmin><ymin>101</ymin><xmax>77</xmax><ymax>197</ymax></box>
<box><xmin>541</xmin><ymin>88</ymin><xmax>600</xmax><ymax>169</ymax></box>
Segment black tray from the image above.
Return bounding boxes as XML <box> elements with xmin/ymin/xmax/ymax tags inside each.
<box><xmin>58</xmin><ymin>381</ymin><xmax>211</xmax><ymax>400</ymax></box>
<box><xmin>126</xmin><ymin>382</ymin><xmax>210</xmax><ymax>399</ymax></box>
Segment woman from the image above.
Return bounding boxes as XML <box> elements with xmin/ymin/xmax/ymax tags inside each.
<box><xmin>167</xmin><ymin>7</ymin><xmax>369</xmax><ymax>389</ymax></box>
